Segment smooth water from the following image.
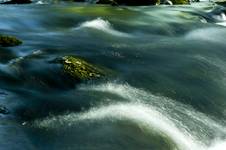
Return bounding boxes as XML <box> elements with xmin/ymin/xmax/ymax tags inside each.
<box><xmin>1</xmin><ymin>2</ymin><xmax>226</xmax><ymax>150</ymax></box>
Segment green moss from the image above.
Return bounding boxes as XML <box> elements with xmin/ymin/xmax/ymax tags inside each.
<box><xmin>171</xmin><ymin>0</ymin><xmax>189</xmax><ymax>4</ymax></box>
<box><xmin>62</xmin><ymin>6</ymin><xmax>138</xmax><ymax>18</ymax></box>
<box><xmin>62</xmin><ymin>56</ymin><xmax>106</xmax><ymax>81</ymax></box>
<box><xmin>96</xmin><ymin>0</ymin><xmax>160</xmax><ymax>5</ymax></box>
<box><xmin>0</xmin><ymin>35</ymin><xmax>22</xmax><ymax>47</ymax></box>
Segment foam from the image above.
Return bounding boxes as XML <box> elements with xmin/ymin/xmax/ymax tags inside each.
<box><xmin>75</xmin><ymin>18</ymin><xmax>132</xmax><ymax>37</ymax></box>
<box><xmin>34</xmin><ymin>82</ymin><xmax>226</xmax><ymax>150</ymax></box>
<box><xmin>35</xmin><ymin>102</ymin><xmax>203</xmax><ymax>150</ymax></box>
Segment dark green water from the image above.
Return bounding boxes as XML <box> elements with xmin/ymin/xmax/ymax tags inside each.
<box><xmin>1</xmin><ymin>2</ymin><xmax>226</xmax><ymax>150</ymax></box>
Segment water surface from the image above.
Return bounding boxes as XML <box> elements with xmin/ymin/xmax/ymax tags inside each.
<box><xmin>1</xmin><ymin>2</ymin><xmax>226</xmax><ymax>150</ymax></box>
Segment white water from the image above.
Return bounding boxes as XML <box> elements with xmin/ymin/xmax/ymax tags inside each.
<box><xmin>35</xmin><ymin>103</ymin><xmax>203</xmax><ymax>150</ymax></box>
<box><xmin>74</xmin><ymin>18</ymin><xmax>132</xmax><ymax>37</ymax></box>
<box><xmin>34</xmin><ymin>82</ymin><xmax>226</xmax><ymax>150</ymax></box>
<box><xmin>216</xmin><ymin>22</ymin><xmax>226</xmax><ymax>26</ymax></box>
<box><xmin>185</xmin><ymin>27</ymin><xmax>226</xmax><ymax>44</ymax></box>
<box><xmin>79</xmin><ymin>82</ymin><xmax>226</xmax><ymax>133</ymax></box>
<box><xmin>210</xmin><ymin>141</ymin><xmax>226</xmax><ymax>150</ymax></box>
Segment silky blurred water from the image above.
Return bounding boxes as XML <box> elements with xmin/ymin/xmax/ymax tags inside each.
<box><xmin>0</xmin><ymin>2</ymin><xmax>226</xmax><ymax>150</ymax></box>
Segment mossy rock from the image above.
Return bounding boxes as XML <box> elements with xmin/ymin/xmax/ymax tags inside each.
<box><xmin>171</xmin><ymin>0</ymin><xmax>189</xmax><ymax>4</ymax></box>
<box><xmin>61</xmin><ymin>56</ymin><xmax>106</xmax><ymax>81</ymax></box>
<box><xmin>0</xmin><ymin>35</ymin><xmax>22</xmax><ymax>47</ymax></box>
<box><xmin>81</xmin><ymin>0</ymin><xmax>160</xmax><ymax>5</ymax></box>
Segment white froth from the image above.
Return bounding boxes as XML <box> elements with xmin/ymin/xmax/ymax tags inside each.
<box><xmin>35</xmin><ymin>103</ymin><xmax>203</xmax><ymax>150</ymax></box>
<box><xmin>34</xmin><ymin>82</ymin><xmax>226</xmax><ymax>150</ymax></box>
<box><xmin>185</xmin><ymin>28</ymin><xmax>226</xmax><ymax>44</ymax></box>
<box><xmin>75</xmin><ymin>18</ymin><xmax>131</xmax><ymax>37</ymax></box>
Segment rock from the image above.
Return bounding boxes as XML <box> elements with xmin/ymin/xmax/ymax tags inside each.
<box><xmin>74</xmin><ymin>0</ymin><xmax>190</xmax><ymax>5</ymax></box>
<box><xmin>77</xmin><ymin>0</ymin><xmax>160</xmax><ymax>5</ymax></box>
<box><xmin>0</xmin><ymin>0</ymin><xmax>31</xmax><ymax>4</ymax></box>
<box><xmin>0</xmin><ymin>35</ymin><xmax>22</xmax><ymax>47</ymax></box>
<box><xmin>61</xmin><ymin>56</ymin><xmax>106</xmax><ymax>81</ymax></box>
<box><xmin>171</xmin><ymin>0</ymin><xmax>189</xmax><ymax>4</ymax></box>
<box><xmin>0</xmin><ymin>106</ymin><xmax>9</xmax><ymax>114</ymax></box>
<box><xmin>215</xmin><ymin>0</ymin><xmax>226</xmax><ymax>7</ymax></box>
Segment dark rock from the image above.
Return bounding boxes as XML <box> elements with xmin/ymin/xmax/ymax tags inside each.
<box><xmin>0</xmin><ymin>35</ymin><xmax>22</xmax><ymax>47</ymax></box>
<box><xmin>215</xmin><ymin>0</ymin><xmax>226</xmax><ymax>7</ymax></box>
<box><xmin>0</xmin><ymin>0</ymin><xmax>31</xmax><ymax>4</ymax></box>
<box><xmin>0</xmin><ymin>106</ymin><xmax>9</xmax><ymax>114</ymax></box>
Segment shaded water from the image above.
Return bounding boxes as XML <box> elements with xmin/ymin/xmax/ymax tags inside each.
<box><xmin>1</xmin><ymin>2</ymin><xmax>226</xmax><ymax>150</ymax></box>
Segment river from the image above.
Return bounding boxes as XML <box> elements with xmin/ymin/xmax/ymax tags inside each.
<box><xmin>0</xmin><ymin>2</ymin><xmax>226</xmax><ymax>150</ymax></box>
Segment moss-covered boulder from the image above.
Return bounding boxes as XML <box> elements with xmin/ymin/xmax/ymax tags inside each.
<box><xmin>61</xmin><ymin>56</ymin><xmax>106</xmax><ymax>81</ymax></box>
<box><xmin>75</xmin><ymin>0</ymin><xmax>160</xmax><ymax>5</ymax></box>
<box><xmin>0</xmin><ymin>35</ymin><xmax>22</xmax><ymax>47</ymax></box>
<box><xmin>170</xmin><ymin>0</ymin><xmax>189</xmax><ymax>4</ymax></box>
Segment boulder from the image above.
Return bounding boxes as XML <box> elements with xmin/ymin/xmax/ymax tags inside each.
<box><xmin>170</xmin><ymin>0</ymin><xmax>189</xmax><ymax>4</ymax></box>
<box><xmin>75</xmin><ymin>0</ymin><xmax>160</xmax><ymax>5</ymax></box>
<box><xmin>0</xmin><ymin>0</ymin><xmax>31</xmax><ymax>4</ymax></box>
<box><xmin>0</xmin><ymin>35</ymin><xmax>22</xmax><ymax>47</ymax></box>
<box><xmin>61</xmin><ymin>56</ymin><xmax>106</xmax><ymax>81</ymax></box>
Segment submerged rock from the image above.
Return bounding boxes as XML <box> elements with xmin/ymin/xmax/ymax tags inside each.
<box><xmin>0</xmin><ymin>105</ymin><xmax>9</xmax><ymax>114</ymax></box>
<box><xmin>61</xmin><ymin>56</ymin><xmax>106</xmax><ymax>81</ymax></box>
<box><xmin>0</xmin><ymin>35</ymin><xmax>22</xmax><ymax>47</ymax></box>
<box><xmin>0</xmin><ymin>0</ymin><xmax>31</xmax><ymax>4</ymax></box>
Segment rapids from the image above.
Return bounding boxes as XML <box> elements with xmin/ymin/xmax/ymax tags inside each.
<box><xmin>1</xmin><ymin>1</ymin><xmax>226</xmax><ymax>150</ymax></box>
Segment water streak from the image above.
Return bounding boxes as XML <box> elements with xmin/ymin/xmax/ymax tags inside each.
<box><xmin>34</xmin><ymin>82</ymin><xmax>226</xmax><ymax>150</ymax></box>
<box><xmin>74</xmin><ymin>18</ymin><xmax>132</xmax><ymax>37</ymax></box>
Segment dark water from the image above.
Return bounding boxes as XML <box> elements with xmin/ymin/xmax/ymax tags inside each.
<box><xmin>1</xmin><ymin>2</ymin><xmax>226</xmax><ymax>150</ymax></box>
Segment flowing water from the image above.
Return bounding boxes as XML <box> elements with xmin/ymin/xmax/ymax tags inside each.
<box><xmin>1</xmin><ymin>1</ymin><xmax>226</xmax><ymax>150</ymax></box>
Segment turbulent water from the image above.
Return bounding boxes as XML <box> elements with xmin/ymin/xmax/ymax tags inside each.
<box><xmin>1</xmin><ymin>1</ymin><xmax>226</xmax><ymax>150</ymax></box>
